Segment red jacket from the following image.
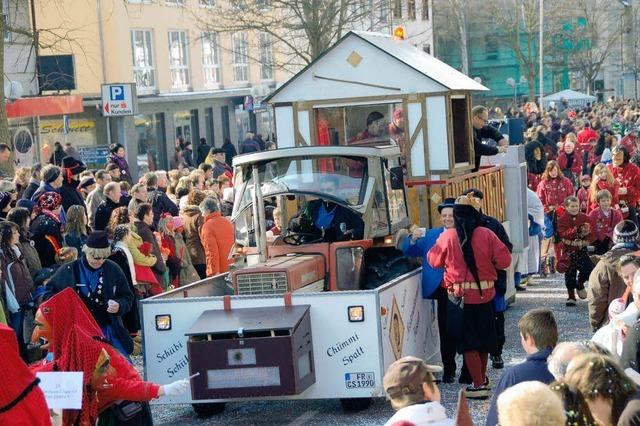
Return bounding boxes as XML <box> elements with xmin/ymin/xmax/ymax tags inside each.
<box><xmin>587</xmin><ymin>180</ymin><xmax>620</xmax><ymax>212</ymax></box>
<box><xmin>557</xmin><ymin>151</ymin><xmax>582</xmax><ymax>177</ymax></box>
<box><xmin>536</xmin><ymin>177</ymin><xmax>575</xmax><ymax>213</ymax></box>
<box><xmin>589</xmin><ymin>208</ymin><xmax>623</xmax><ymax>242</ymax></box>
<box><xmin>557</xmin><ymin>211</ymin><xmax>592</xmax><ymax>248</ymax></box>
<box><xmin>427</xmin><ymin>227</ymin><xmax>511</xmax><ymax>304</ymax></box>
<box><xmin>609</xmin><ymin>163</ymin><xmax>640</xmax><ymax>206</ymax></box>
<box><xmin>200</xmin><ymin>211</ymin><xmax>235</xmax><ymax>276</ymax></box>
<box><xmin>577</xmin><ymin>187</ymin><xmax>589</xmax><ymax>213</ymax></box>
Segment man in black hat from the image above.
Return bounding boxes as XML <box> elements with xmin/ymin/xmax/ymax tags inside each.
<box><xmin>397</xmin><ymin>197</ymin><xmax>457</xmax><ymax>382</ymax></box>
<box><xmin>60</xmin><ymin>155</ymin><xmax>87</xmax><ymax>213</ymax></box>
<box><xmin>44</xmin><ymin>231</ymin><xmax>134</xmax><ymax>356</ymax></box>
<box><xmin>211</xmin><ymin>148</ymin><xmax>232</xmax><ymax>179</ymax></box>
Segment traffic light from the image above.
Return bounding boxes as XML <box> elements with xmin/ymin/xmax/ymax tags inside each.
<box><xmin>393</xmin><ymin>26</ymin><xmax>405</xmax><ymax>40</ymax></box>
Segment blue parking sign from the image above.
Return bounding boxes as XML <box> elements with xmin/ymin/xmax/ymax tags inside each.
<box><xmin>110</xmin><ymin>85</ymin><xmax>125</xmax><ymax>101</ymax></box>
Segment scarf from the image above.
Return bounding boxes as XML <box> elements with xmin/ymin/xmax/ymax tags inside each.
<box><xmin>109</xmin><ymin>154</ymin><xmax>128</xmax><ymax>172</ymax></box>
<box><xmin>115</xmin><ymin>241</ymin><xmax>137</xmax><ymax>285</ymax></box>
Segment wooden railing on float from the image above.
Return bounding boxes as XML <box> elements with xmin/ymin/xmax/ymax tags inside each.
<box><xmin>405</xmin><ymin>166</ymin><xmax>506</xmax><ymax>228</ymax></box>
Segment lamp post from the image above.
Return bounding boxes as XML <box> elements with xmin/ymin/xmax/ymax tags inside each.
<box><xmin>539</xmin><ymin>0</ymin><xmax>544</xmax><ymax>110</ymax></box>
<box><xmin>507</xmin><ymin>76</ymin><xmax>528</xmax><ymax>106</ymax></box>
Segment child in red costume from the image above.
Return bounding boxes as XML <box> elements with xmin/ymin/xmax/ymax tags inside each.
<box><xmin>588</xmin><ymin>164</ymin><xmax>619</xmax><ymax>213</ymax></box>
<box><xmin>556</xmin><ymin>196</ymin><xmax>594</xmax><ymax>306</ymax></box>
<box><xmin>557</xmin><ymin>140</ymin><xmax>581</xmax><ymax>184</ymax></box>
<box><xmin>30</xmin><ymin>288</ymin><xmax>189</xmax><ymax>426</ymax></box>
<box><xmin>576</xmin><ymin>174</ymin><xmax>591</xmax><ymax>213</ymax></box>
<box><xmin>589</xmin><ymin>190</ymin><xmax>623</xmax><ymax>255</ymax></box>
<box><xmin>608</xmin><ymin>146</ymin><xmax>640</xmax><ymax>222</ymax></box>
<box><xmin>0</xmin><ymin>323</ymin><xmax>51</xmax><ymax>426</ymax></box>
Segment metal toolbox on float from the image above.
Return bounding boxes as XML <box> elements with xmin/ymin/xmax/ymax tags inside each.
<box><xmin>186</xmin><ymin>305</ymin><xmax>315</xmax><ymax>399</ymax></box>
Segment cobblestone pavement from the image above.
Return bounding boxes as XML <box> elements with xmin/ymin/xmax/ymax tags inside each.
<box><xmin>145</xmin><ymin>272</ymin><xmax>591</xmax><ymax>425</ymax></box>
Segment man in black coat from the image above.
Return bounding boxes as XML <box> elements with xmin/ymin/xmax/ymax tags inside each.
<box><xmin>93</xmin><ymin>182</ymin><xmax>122</xmax><ymax>231</ymax></box>
<box><xmin>59</xmin><ymin>156</ymin><xmax>87</xmax><ymax>213</ymax></box>
<box><xmin>472</xmin><ymin>105</ymin><xmax>508</xmax><ymax>172</ymax></box>
<box><xmin>43</xmin><ymin>231</ymin><xmax>134</xmax><ymax>356</ymax></box>
<box><xmin>22</xmin><ymin>163</ymin><xmax>42</xmax><ymax>201</ymax></box>
<box><xmin>144</xmin><ymin>171</ymin><xmax>178</xmax><ymax>226</ymax></box>
<box><xmin>221</xmin><ymin>138</ymin><xmax>237</xmax><ymax>167</ymax></box>
<box><xmin>196</xmin><ymin>137</ymin><xmax>211</xmax><ymax>166</ymax></box>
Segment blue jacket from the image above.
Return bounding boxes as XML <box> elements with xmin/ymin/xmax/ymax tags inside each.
<box><xmin>400</xmin><ymin>227</ymin><xmax>445</xmax><ymax>299</ymax></box>
<box><xmin>485</xmin><ymin>348</ymin><xmax>555</xmax><ymax>426</ymax></box>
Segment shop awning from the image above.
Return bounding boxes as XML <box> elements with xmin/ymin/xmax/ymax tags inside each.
<box><xmin>6</xmin><ymin>95</ymin><xmax>84</xmax><ymax>119</ymax></box>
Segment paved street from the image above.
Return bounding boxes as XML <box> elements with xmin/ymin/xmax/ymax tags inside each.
<box><xmin>149</xmin><ymin>273</ymin><xmax>592</xmax><ymax>425</ymax></box>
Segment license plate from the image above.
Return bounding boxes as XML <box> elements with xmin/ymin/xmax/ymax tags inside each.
<box><xmin>345</xmin><ymin>372</ymin><xmax>375</xmax><ymax>389</ymax></box>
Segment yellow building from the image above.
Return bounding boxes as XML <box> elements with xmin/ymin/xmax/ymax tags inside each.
<box><xmin>33</xmin><ymin>0</ymin><xmax>287</xmax><ymax>174</ymax></box>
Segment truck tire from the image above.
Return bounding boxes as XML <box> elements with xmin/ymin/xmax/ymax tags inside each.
<box><xmin>340</xmin><ymin>397</ymin><xmax>372</xmax><ymax>412</ymax></box>
<box><xmin>192</xmin><ymin>402</ymin><xmax>226</xmax><ymax>417</ymax></box>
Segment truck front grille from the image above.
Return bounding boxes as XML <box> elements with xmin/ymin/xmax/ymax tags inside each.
<box><xmin>236</xmin><ymin>272</ymin><xmax>288</xmax><ymax>295</ymax></box>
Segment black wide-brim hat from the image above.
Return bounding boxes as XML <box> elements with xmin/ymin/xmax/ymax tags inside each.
<box><xmin>437</xmin><ymin>197</ymin><xmax>456</xmax><ymax>213</ymax></box>
<box><xmin>61</xmin><ymin>155</ymin><xmax>86</xmax><ymax>176</ymax></box>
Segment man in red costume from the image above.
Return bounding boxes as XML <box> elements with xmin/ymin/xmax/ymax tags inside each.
<box><xmin>608</xmin><ymin>146</ymin><xmax>640</xmax><ymax>223</ymax></box>
<box><xmin>31</xmin><ymin>288</ymin><xmax>188</xmax><ymax>425</ymax></box>
<box><xmin>0</xmin><ymin>323</ymin><xmax>51</xmax><ymax>426</ymax></box>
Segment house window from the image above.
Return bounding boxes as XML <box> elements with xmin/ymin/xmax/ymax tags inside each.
<box><xmin>3</xmin><ymin>0</ymin><xmax>10</xmax><ymax>42</ymax></box>
<box><xmin>379</xmin><ymin>0</ymin><xmax>388</xmax><ymax>24</ymax></box>
<box><xmin>392</xmin><ymin>0</ymin><xmax>401</xmax><ymax>18</ymax></box>
<box><xmin>165</xmin><ymin>0</ymin><xmax>185</xmax><ymax>5</ymax></box>
<box><xmin>131</xmin><ymin>30</ymin><xmax>155</xmax><ymax>91</ymax></box>
<box><xmin>259</xmin><ymin>32</ymin><xmax>274</xmax><ymax>81</ymax></box>
<box><xmin>168</xmin><ymin>30</ymin><xmax>190</xmax><ymax>89</ymax></box>
<box><xmin>485</xmin><ymin>34</ymin><xmax>498</xmax><ymax>60</ymax></box>
<box><xmin>199</xmin><ymin>0</ymin><xmax>214</xmax><ymax>6</ymax></box>
<box><xmin>421</xmin><ymin>0</ymin><xmax>429</xmax><ymax>20</ymax></box>
<box><xmin>232</xmin><ymin>32</ymin><xmax>249</xmax><ymax>83</ymax></box>
<box><xmin>422</xmin><ymin>44</ymin><xmax>430</xmax><ymax>54</ymax></box>
<box><xmin>202</xmin><ymin>32</ymin><xmax>221</xmax><ymax>86</ymax></box>
<box><xmin>407</xmin><ymin>0</ymin><xmax>416</xmax><ymax>20</ymax></box>
<box><xmin>256</xmin><ymin>0</ymin><xmax>270</xmax><ymax>10</ymax></box>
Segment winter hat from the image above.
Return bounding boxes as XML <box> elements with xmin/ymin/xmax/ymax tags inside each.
<box><xmin>82</xmin><ymin>231</ymin><xmax>112</xmax><ymax>259</ymax></box>
<box><xmin>36</xmin><ymin>191</ymin><xmax>62</xmax><ymax>212</ymax></box>
<box><xmin>383</xmin><ymin>356</ymin><xmax>442</xmax><ymax>410</ymax></box>
<box><xmin>16</xmin><ymin>198</ymin><xmax>35</xmax><ymax>213</ymax></box>
<box><xmin>613</xmin><ymin>220</ymin><xmax>639</xmax><ymax>244</ymax></box>
<box><xmin>0</xmin><ymin>192</ymin><xmax>12</xmax><ymax>211</ymax></box>
<box><xmin>42</xmin><ymin>166</ymin><xmax>61</xmax><ymax>184</ymax></box>
<box><xmin>79</xmin><ymin>176</ymin><xmax>96</xmax><ymax>190</ymax></box>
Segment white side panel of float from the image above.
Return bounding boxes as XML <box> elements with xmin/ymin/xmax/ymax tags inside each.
<box><xmin>408</xmin><ymin>102</ymin><xmax>425</xmax><ymax>176</ymax></box>
<box><xmin>275</xmin><ymin>106</ymin><xmax>295</xmax><ymax>148</ymax></box>
<box><xmin>297</xmin><ymin>110</ymin><xmax>311</xmax><ymax>145</ymax></box>
<box><xmin>426</xmin><ymin>96</ymin><xmax>449</xmax><ymax>171</ymax></box>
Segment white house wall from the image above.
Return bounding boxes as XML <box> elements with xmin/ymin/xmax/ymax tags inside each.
<box><xmin>271</xmin><ymin>37</ymin><xmax>447</xmax><ymax>103</ymax></box>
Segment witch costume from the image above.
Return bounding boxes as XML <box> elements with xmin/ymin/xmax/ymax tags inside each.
<box><xmin>427</xmin><ymin>196</ymin><xmax>511</xmax><ymax>398</ymax></box>
<box><xmin>43</xmin><ymin>231</ymin><xmax>134</xmax><ymax>356</ymax></box>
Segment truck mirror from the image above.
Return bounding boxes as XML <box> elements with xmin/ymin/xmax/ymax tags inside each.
<box><xmin>390</xmin><ymin>166</ymin><xmax>404</xmax><ymax>190</ymax></box>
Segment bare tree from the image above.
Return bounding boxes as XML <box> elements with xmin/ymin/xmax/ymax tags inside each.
<box><xmin>432</xmin><ymin>0</ymin><xmax>471</xmax><ymax>74</ymax></box>
<box><xmin>193</xmin><ymin>0</ymin><xmax>390</xmax><ymax>72</ymax></box>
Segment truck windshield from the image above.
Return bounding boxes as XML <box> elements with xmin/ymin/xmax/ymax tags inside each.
<box><xmin>234</xmin><ymin>156</ymin><xmax>368</xmax><ymax>215</ymax></box>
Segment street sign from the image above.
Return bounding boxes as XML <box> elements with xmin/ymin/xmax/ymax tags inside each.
<box><xmin>77</xmin><ymin>145</ymin><xmax>110</xmax><ymax>167</ymax></box>
<box><xmin>101</xmin><ymin>83</ymin><xmax>136</xmax><ymax>116</ymax></box>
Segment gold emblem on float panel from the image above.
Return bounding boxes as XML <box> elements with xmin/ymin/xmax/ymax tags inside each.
<box><xmin>389</xmin><ymin>295</ymin><xmax>405</xmax><ymax>360</ymax></box>
<box><xmin>431</xmin><ymin>192</ymin><xmax>442</xmax><ymax>204</ymax></box>
<box><xmin>347</xmin><ymin>51</ymin><xmax>363</xmax><ymax>68</ymax></box>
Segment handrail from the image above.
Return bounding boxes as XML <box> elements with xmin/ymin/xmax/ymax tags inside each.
<box><xmin>405</xmin><ymin>165</ymin><xmax>504</xmax><ymax>188</ymax></box>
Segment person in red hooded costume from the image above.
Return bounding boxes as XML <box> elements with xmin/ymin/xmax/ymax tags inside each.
<box><xmin>0</xmin><ymin>323</ymin><xmax>51</xmax><ymax>426</ymax></box>
<box><xmin>31</xmin><ymin>288</ymin><xmax>189</xmax><ymax>426</ymax></box>
<box><xmin>608</xmin><ymin>146</ymin><xmax>640</xmax><ymax>223</ymax></box>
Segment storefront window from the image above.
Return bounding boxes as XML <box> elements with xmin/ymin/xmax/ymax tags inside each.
<box><xmin>235</xmin><ymin>105</ymin><xmax>250</xmax><ymax>141</ymax></box>
<box><xmin>135</xmin><ymin>113</ymin><xmax>166</xmax><ymax>173</ymax></box>
<box><xmin>174</xmin><ymin>110</ymin><xmax>194</xmax><ymax>143</ymax></box>
<box><xmin>314</xmin><ymin>102</ymin><xmax>406</xmax><ymax>156</ymax></box>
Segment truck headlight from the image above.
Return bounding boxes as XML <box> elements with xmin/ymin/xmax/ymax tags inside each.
<box><xmin>348</xmin><ymin>306</ymin><xmax>364</xmax><ymax>322</ymax></box>
<box><xmin>155</xmin><ymin>314</ymin><xmax>172</xmax><ymax>331</ymax></box>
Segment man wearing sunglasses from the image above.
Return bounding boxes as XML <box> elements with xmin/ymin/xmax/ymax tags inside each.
<box><xmin>43</xmin><ymin>230</ymin><xmax>134</xmax><ymax>357</ymax></box>
<box><xmin>472</xmin><ymin>105</ymin><xmax>508</xmax><ymax>172</ymax></box>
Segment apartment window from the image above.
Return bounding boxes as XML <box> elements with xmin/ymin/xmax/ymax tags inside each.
<box><xmin>165</xmin><ymin>0</ymin><xmax>185</xmax><ymax>5</ymax></box>
<box><xmin>232</xmin><ymin>32</ymin><xmax>249</xmax><ymax>83</ymax></box>
<box><xmin>259</xmin><ymin>32</ymin><xmax>274</xmax><ymax>81</ymax></box>
<box><xmin>421</xmin><ymin>0</ymin><xmax>429</xmax><ymax>20</ymax></box>
<box><xmin>200</xmin><ymin>0</ymin><xmax>215</xmax><ymax>6</ymax></box>
<box><xmin>392</xmin><ymin>0</ymin><xmax>401</xmax><ymax>18</ymax></box>
<box><xmin>256</xmin><ymin>0</ymin><xmax>271</xmax><ymax>10</ymax></box>
<box><xmin>485</xmin><ymin>34</ymin><xmax>498</xmax><ymax>60</ymax></box>
<box><xmin>168</xmin><ymin>30</ymin><xmax>190</xmax><ymax>89</ymax></box>
<box><xmin>131</xmin><ymin>30</ymin><xmax>155</xmax><ymax>91</ymax></box>
<box><xmin>202</xmin><ymin>32</ymin><xmax>221</xmax><ymax>86</ymax></box>
<box><xmin>422</xmin><ymin>44</ymin><xmax>430</xmax><ymax>54</ymax></box>
<box><xmin>232</xmin><ymin>0</ymin><xmax>246</xmax><ymax>10</ymax></box>
<box><xmin>379</xmin><ymin>0</ymin><xmax>388</xmax><ymax>24</ymax></box>
<box><xmin>2</xmin><ymin>0</ymin><xmax>9</xmax><ymax>42</ymax></box>
<box><xmin>407</xmin><ymin>0</ymin><xmax>416</xmax><ymax>20</ymax></box>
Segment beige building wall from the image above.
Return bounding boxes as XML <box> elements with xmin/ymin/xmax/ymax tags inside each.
<box><xmin>34</xmin><ymin>0</ymin><xmax>287</xmax><ymax>96</ymax></box>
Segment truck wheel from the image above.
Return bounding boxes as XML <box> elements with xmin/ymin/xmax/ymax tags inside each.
<box><xmin>192</xmin><ymin>402</ymin><xmax>226</xmax><ymax>417</ymax></box>
<box><xmin>340</xmin><ymin>397</ymin><xmax>372</xmax><ymax>412</ymax></box>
